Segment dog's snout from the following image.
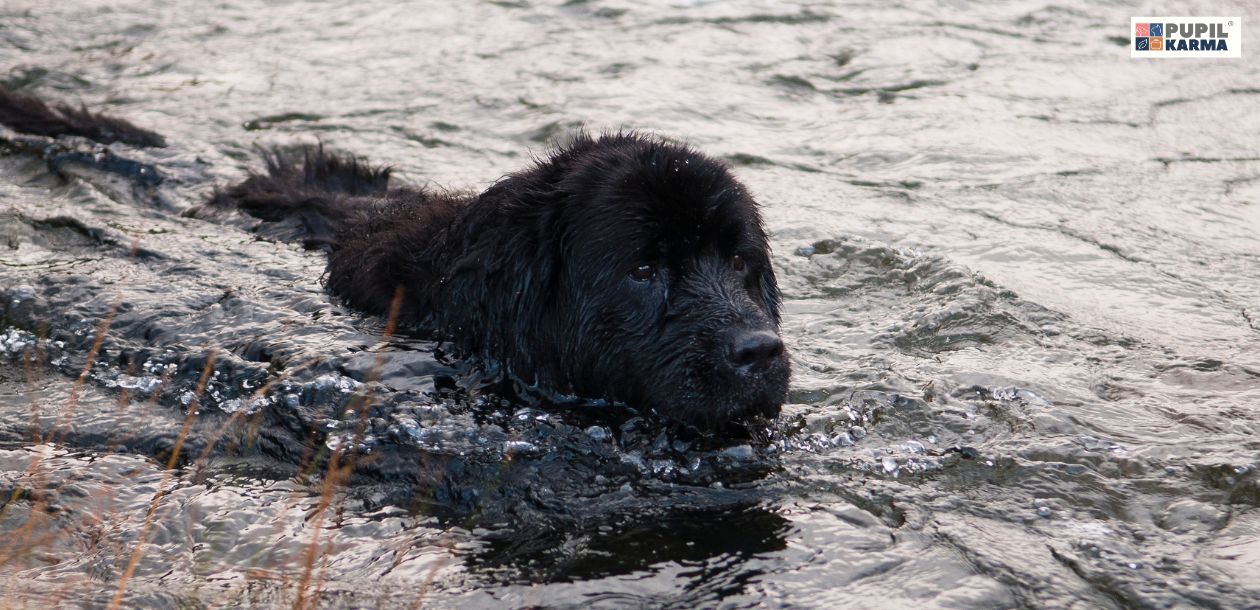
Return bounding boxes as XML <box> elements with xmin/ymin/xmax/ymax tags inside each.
<box><xmin>727</xmin><ymin>329</ymin><xmax>784</xmax><ymax>372</ymax></box>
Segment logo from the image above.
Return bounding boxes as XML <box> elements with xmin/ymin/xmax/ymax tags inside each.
<box><xmin>1132</xmin><ymin>17</ymin><xmax>1242</xmax><ymax>58</ymax></box>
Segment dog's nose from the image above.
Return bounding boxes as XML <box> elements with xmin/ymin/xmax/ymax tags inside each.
<box><xmin>727</xmin><ymin>330</ymin><xmax>784</xmax><ymax>372</ymax></box>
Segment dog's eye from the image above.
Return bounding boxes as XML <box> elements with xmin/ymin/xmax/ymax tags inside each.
<box><xmin>733</xmin><ymin>255</ymin><xmax>746</xmax><ymax>273</ymax></box>
<box><xmin>629</xmin><ymin>264</ymin><xmax>657</xmax><ymax>281</ymax></box>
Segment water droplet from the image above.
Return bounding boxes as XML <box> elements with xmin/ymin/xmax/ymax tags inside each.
<box><xmin>504</xmin><ymin>440</ymin><xmax>538</xmax><ymax>454</ymax></box>
<box><xmin>831</xmin><ymin>431</ymin><xmax>853</xmax><ymax>446</ymax></box>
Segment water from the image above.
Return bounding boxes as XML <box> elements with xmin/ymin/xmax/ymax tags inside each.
<box><xmin>2</xmin><ymin>0</ymin><xmax>1258</xmax><ymax>607</ymax></box>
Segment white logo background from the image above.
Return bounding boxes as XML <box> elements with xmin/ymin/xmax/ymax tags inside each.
<box><xmin>1131</xmin><ymin>16</ymin><xmax>1242</xmax><ymax>59</ymax></box>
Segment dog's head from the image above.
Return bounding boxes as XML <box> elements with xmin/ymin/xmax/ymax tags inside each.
<box><xmin>450</xmin><ymin>133</ymin><xmax>790</xmax><ymax>432</ymax></box>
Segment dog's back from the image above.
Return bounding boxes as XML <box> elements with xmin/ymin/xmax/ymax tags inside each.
<box><xmin>204</xmin><ymin>147</ymin><xmax>467</xmax><ymax>318</ymax></box>
<box><xmin>204</xmin><ymin>147</ymin><xmax>395</xmax><ymax>250</ymax></box>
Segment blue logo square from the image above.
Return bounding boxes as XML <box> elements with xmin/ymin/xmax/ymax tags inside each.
<box><xmin>1135</xmin><ymin>37</ymin><xmax>1149</xmax><ymax>50</ymax></box>
<box><xmin>1149</xmin><ymin>23</ymin><xmax>1163</xmax><ymax>36</ymax></box>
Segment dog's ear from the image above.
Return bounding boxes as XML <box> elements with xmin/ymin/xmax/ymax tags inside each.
<box><xmin>447</xmin><ymin>231</ymin><xmax>551</xmax><ymax>319</ymax></box>
<box><xmin>442</xmin><ymin>200</ymin><xmax>565</xmax><ymax>366</ymax></box>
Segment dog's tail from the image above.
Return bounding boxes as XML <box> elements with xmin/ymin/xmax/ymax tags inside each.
<box><xmin>0</xmin><ymin>86</ymin><xmax>166</xmax><ymax>147</ymax></box>
<box><xmin>202</xmin><ymin>146</ymin><xmax>395</xmax><ymax>250</ymax></box>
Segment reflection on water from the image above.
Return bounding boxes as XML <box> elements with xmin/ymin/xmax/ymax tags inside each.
<box><xmin>1</xmin><ymin>0</ymin><xmax>1259</xmax><ymax>607</ymax></box>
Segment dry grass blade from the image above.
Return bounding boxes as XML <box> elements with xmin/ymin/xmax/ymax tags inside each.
<box><xmin>291</xmin><ymin>287</ymin><xmax>405</xmax><ymax>610</ymax></box>
<box><xmin>106</xmin><ymin>349</ymin><xmax>218</xmax><ymax>610</ymax></box>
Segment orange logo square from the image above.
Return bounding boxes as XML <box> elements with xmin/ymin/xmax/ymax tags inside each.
<box><xmin>1149</xmin><ymin>37</ymin><xmax>1163</xmax><ymax>50</ymax></box>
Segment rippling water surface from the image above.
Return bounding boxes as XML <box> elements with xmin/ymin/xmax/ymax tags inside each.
<box><xmin>2</xmin><ymin>1</ymin><xmax>1259</xmax><ymax>608</ymax></box>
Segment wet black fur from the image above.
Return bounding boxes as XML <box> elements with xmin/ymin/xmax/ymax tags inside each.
<box><xmin>0</xmin><ymin>87</ymin><xmax>166</xmax><ymax>148</ymax></box>
<box><xmin>211</xmin><ymin>134</ymin><xmax>790</xmax><ymax>429</ymax></box>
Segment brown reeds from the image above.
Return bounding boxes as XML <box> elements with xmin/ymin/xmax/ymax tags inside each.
<box><xmin>106</xmin><ymin>349</ymin><xmax>218</xmax><ymax>610</ymax></box>
<box><xmin>291</xmin><ymin>286</ymin><xmax>405</xmax><ymax>610</ymax></box>
<box><xmin>2</xmin><ymin>257</ymin><xmax>481</xmax><ymax>608</ymax></box>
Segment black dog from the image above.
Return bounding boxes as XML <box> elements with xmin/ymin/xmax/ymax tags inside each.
<box><xmin>0</xmin><ymin>87</ymin><xmax>789</xmax><ymax>430</ymax></box>
<box><xmin>211</xmin><ymin>134</ymin><xmax>790</xmax><ymax>430</ymax></box>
